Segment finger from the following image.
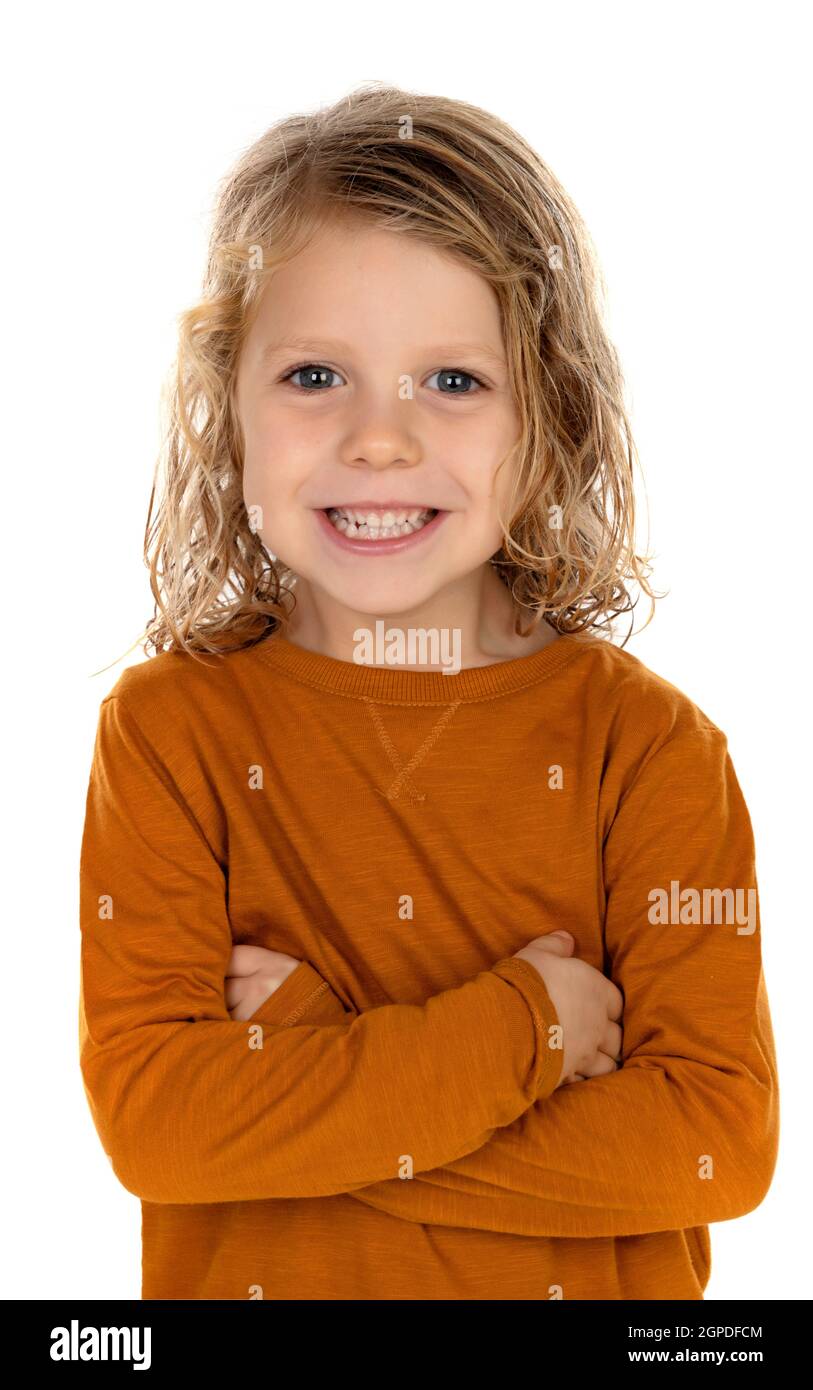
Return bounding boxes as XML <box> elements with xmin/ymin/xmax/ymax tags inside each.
<box><xmin>577</xmin><ymin>1051</ymin><xmax>619</xmax><ymax>1080</ymax></box>
<box><xmin>226</xmin><ymin>944</ymin><xmax>276</xmax><ymax>978</ymax></box>
<box><xmin>225</xmin><ymin>978</ymin><xmax>246</xmax><ymax>1010</ymax></box>
<box><xmin>535</xmin><ymin>931</ymin><xmax>576</xmax><ymax>953</ymax></box>
<box><xmin>227</xmin><ymin>998</ymin><xmax>254</xmax><ymax>1022</ymax></box>
<box><xmin>600</xmin><ymin>1019</ymin><xmax>623</xmax><ymax>1061</ymax></box>
<box><xmin>604</xmin><ymin>979</ymin><xmax>625</xmax><ymax>1022</ymax></box>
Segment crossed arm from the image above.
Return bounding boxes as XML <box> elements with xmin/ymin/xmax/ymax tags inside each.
<box><xmin>81</xmin><ymin>697</ymin><xmax>778</xmax><ymax>1231</ymax></box>
<box><xmin>79</xmin><ymin>695</ymin><xmax>562</xmax><ymax>1205</ymax></box>
<box><xmin>249</xmin><ymin>730</ymin><xmax>779</xmax><ymax>1238</ymax></box>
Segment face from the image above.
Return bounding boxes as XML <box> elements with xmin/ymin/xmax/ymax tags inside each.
<box><xmin>234</xmin><ymin>217</ymin><xmax>521</xmax><ymax>624</ymax></box>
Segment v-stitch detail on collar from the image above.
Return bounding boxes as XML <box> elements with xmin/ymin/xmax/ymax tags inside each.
<box><xmin>364</xmin><ymin>698</ymin><xmax>462</xmax><ymax>802</ymax></box>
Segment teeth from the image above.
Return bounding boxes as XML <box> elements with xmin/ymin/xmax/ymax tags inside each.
<box><xmin>325</xmin><ymin>506</ymin><xmax>437</xmax><ymax>541</ymax></box>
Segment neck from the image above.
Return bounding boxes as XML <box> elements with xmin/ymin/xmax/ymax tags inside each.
<box><xmin>281</xmin><ymin>565</ymin><xmax>557</xmax><ymax>670</ymax></box>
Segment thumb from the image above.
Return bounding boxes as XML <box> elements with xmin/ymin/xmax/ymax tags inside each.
<box><xmin>548</xmin><ymin>930</ymin><xmax>576</xmax><ymax>951</ymax></box>
<box><xmin>520</xmin><ymin>930</ymin><xmax>576</xmax><ymax>956</ymax></box>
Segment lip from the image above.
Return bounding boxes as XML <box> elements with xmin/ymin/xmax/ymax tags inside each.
<box><xmin>314</xmin><ymin>506</ymin><xmax>449</xmax><ymax>555</ymax></box>
<box><xmin>319</xmin><ymin>501</ymin><xmax>438</xmax><ymax>512</ymax></box>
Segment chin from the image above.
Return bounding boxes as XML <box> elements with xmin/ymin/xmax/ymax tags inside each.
<box><xmin>319</xmin><ymin>575</ymin><xmax>446</xmax><ymax>616</ymax></box>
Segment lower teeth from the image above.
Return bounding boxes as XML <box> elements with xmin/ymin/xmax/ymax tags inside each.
<box><xmin>326</xmin><ymin>509</ymin><xmax>437</xmax><ymax>540</ymax></box>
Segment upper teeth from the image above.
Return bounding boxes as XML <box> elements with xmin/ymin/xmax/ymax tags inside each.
<box><xmin>325</xmin><ymin>506</ymin><xmax>436</xmax><ymax>540</ymax></box>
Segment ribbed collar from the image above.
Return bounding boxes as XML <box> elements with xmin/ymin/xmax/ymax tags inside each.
<box><xmin>251</xmin><ymin>628</ymin><xmax>596</xmax><ymax>704</ymax></box>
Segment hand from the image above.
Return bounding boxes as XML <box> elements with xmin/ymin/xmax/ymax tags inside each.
<box><xmin>226</xmin><ymin>943</ymin><xmax>301</xmax><ymax>1021</ymax></box>
<box><xmin>513</xmin><ymin>931</ymin><xmax>624</xmax><ymax>1087</ymax></box>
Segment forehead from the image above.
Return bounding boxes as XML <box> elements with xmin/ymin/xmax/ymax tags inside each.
<box><xmin>244</xmin><ymin>218</ymin><xmax>504</xmax><ymax>353</ymax></box>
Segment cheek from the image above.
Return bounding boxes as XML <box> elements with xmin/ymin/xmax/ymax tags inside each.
<box><xmin>241</xmin><ymin>408</ymin><xmax>316</xmax><ymax>496</ymax></box>
<box><xmin>241</xmin><ymin>458</ymin><xmax>273</xmax><ymax>527</ymax></box>
<box><xmin>240</xmin><ymin>453</ymin><xmax>311</xmax><ymax>565</ymax></box>
<box><xmin>462</xmin><ymin>454</ymin><xmax>513</xmax><ymax>518</ymax></box>
<box><xmin>241</xmin><ymin>434</ymin><xmax>292</xmax><ymax>508</ymax></box>
<box><xmin>463</xmin><ymin>467</ymin><xmax>514</xmax><ymax>553</ymax></box>
<box><xmin>473</xmin><ymin>511</ymin><xmax>510</xmax><ymax>557</ymax></box>
<box><xmin>241</xmin><ymin>454</ymin><xmax>285</xmax><ymax>551</ymax></box>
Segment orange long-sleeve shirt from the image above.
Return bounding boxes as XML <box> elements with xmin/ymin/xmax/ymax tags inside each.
<box><xmin>78</xmin><ymin>628</ymin><xmax>778</xmax><ymax>1299</ymax></box>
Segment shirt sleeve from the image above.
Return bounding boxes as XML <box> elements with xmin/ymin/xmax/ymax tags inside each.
<box><xmin>246</xmin><ymin>957</ymin><xmax>360</xmax><ymax>1027</ymax></box>
<box><xmin>78</xmin><ymin>694</ymin><xmax>562</xmax><ymax>1206</ymax></box>
<box><xmin>344</xmin><ymin>727</ymin><xmax>780</xmax><ymax>1238</ymax></box>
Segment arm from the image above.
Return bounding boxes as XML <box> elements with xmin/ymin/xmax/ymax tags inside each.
<box><xmin>343</xmin><ymin>728</ymin><xmax>780</xmax><ymax>1237</ymax></box>
<box><xmin>79</xmin><ymin>694</ymin><xmax>562</xmax><ymax>1206</ymax></box>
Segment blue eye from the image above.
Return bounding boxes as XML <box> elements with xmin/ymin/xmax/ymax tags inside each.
<box><xmin>282</xmin><ymin>363</ymin><xmax>343</xmax><ymax>391</ymax></box>
<box><xmin>426</xmin><ymin>369</ymin><xmax>485</xmax><ymax>394</ymax></box>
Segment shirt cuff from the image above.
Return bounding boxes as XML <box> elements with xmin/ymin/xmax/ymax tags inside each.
<box><xmin>490</xmin><ymin>956</ymin><xmax>564</xmax><ymax>1099</ymax></box>
<box><xmin>248</xmin><ymin>960</ymin><xmax>355</xmax><ymax>1027</ymax></box>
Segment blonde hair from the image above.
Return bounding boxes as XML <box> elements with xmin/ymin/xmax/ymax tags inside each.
<box><xmin>134</xmin><ymin>82</ymin><xmax>658</xmax><ymax>661</ymax></box>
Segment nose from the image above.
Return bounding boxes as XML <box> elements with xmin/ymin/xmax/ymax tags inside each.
<box><xmin>339</xmin><ymin>393</ymin><xmax>422</xmax><ymax>472</ymax></box>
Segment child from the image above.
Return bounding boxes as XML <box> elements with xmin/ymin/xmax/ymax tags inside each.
<box><xmin>79</xmin><ymin>83</ymin><xmax>778</xmax><ymax>1301</ymax></box>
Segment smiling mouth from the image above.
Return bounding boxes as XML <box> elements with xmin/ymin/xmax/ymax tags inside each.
<box><xmin>323</xmin><ymin>506</ymin><xmax>439</xmax><ymax>540</ymax></box>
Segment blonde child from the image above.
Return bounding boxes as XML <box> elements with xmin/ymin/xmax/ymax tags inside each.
<box><xmin>79</xmin><ymin>84</ymin><xmax>778</xmax><ymax>1300</ymax></box>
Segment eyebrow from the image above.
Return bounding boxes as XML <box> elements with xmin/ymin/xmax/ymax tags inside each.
<box><xmin>259</xmin><ymin>336</ymin><xmax>506</xmax><ymax>366</ymax></box>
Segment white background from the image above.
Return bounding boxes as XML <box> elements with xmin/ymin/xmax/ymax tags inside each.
<box><xmin>3</xmin><ymin>0</ymin><xmax>809</xmax><ymax>1301</ymax></box>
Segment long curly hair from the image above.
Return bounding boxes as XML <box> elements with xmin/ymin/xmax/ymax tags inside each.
<box><xmin>130</xmin><ymin>82</ymin><xmax>659</xmax><ymax>663</ymax></box>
